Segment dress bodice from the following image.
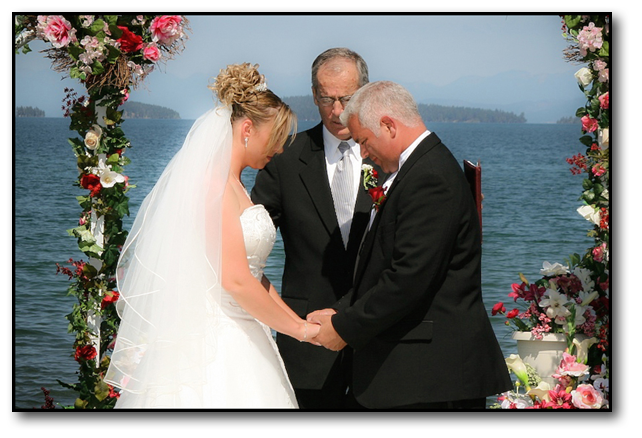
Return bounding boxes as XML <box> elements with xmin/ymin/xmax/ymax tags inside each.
<box><xmin>239</xmin><ymin>204</ymin><xmax>276</xmax><ymax>280</ymax></box>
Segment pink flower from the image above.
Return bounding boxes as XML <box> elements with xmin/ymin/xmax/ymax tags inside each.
<box><xmin>577</xmin><ymin>22</ymin><xmax>604</xmax><ymax>57</ymax></box>
<box><xmin>554</xmin><ymin>352</ymin><xmax>590</xmax><ymax>378</ymax></box>
<box><xmin>599</xmin><ymin>92</ymin><xmax>609</xmax><ymax>109</ymax></box>
<box><xmin>592</xmin><ymin>242</ymin><xmax>607</xmax><ymax>262</ymax></box>
<box><xmin>149</xmin><ymin>15</ymin><xmax>183</xmax><ymax>45</ymax></box>
<box><xmin>142</xmin><ymin>42</ymin><xmax>161</xmax><ymax>62</ymax></box>
<box><xmin>571</xmin><ymin>384</ymin><xmax>604</xmax><ymax>409</ymax></box>
<box><xmin>37</xmin><ymin>15</ymin><xmax>76</xmax><ymax>48</ymax></box>
<box><xmin>581</xmin><ymin>115</ymin><xmax>598</xmax><ymax>133</ymax></box>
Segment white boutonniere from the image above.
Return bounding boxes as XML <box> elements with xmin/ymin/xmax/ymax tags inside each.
<box><xmin>362</xmin><ymin>164</ymin><xmax>378</xmax><ymax>190</ymax></box>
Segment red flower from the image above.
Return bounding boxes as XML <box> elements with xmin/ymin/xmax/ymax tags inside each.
<box><xmin>506</xmin><ymin>308</ymin><xmax>520</xmax><ymax>319</ymax></box>
<box><xmin>117</xmin><ymin>26</ymin><xmax>143</xmax><ymax>53</ymax></box>
<box><xmin>368</xmin><ymin>186</ymin><xmax>387</xmax><ymax>210</ymax></box>
<box><xmin>80</xmin><ymin>173</ymin><xmax>102</xmax><ymax>196</ymax></box>
<box><xmin>491</xmin><ymin>302</ymin><xmax>506</xmax><ymax>316</ymax></box>
<box><xmin>74</xmin><ymin>345</ymin><xmax>97</xmax><ymax>362</ymax></box>
<box><xmin>101</xmin><ymin>291</ymin><xmax>120</xmax><ymax>309</ymax></box>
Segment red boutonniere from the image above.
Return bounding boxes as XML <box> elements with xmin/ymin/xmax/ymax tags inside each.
<box><xmin>368</xmin><ymin>186</ymin><xmax>387</xmax><ymax>211</ymax></box>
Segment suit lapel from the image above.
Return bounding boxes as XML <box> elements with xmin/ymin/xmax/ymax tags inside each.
<box><xmin>352</xmin><ymin>134</ymin><xmax>442</xmax><ymax>289</ymax></box>
<box><xmin>299</xmin><ymin>124</ymin><xmax>339</xmax><ymax>237</ymax></box>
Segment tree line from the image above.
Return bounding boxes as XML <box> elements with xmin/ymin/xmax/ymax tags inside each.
<box><xmin>16</xmin><ymin>106</ymin><xmax>45</xmax><ymax>117</ymax></box>
<box><xmin>121</xmin><ymin>101</ymin><xmax>180</xmax><ymax>119</ymax></box>
<box><xmin>283</xmin><ymin>95</ymin><xmax>526</xmax><ymax>123</ymax></box>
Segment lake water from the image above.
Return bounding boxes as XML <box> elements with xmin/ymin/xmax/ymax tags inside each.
<box><xmin>13</xmin><ymin>117</ymin><xmax>593</xmax><ymax>409</ymax></box>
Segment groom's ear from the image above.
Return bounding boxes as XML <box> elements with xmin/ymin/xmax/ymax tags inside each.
<box><xmin>380</xmin><ymin>116</ymin><xmax>396</xmax><ymax>138</ymax></box>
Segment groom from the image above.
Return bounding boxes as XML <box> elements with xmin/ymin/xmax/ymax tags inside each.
<box><xmin>309</xmin><ymin>81</ymin><xmax>512</xmax><ymax>409</ymax></box>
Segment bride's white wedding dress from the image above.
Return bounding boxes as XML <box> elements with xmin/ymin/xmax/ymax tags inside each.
<box><xmin>113</xmin><ymin>204</ymin><xmax>297</xmax><ymax>409</ymax></box>
<box><xmin>199</xmin><ymin>204</ymin><xmax>297</xmax><ymax>408</ymax></box>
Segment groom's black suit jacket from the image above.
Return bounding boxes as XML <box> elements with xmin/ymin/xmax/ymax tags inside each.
<box><xmin>251</xmin><ymin>123</ymin><xmax>382</xmax><ymax>391</ymax></box>
<box><xmin>331</xmin><ymin>133</ymin><xmax>512</xmax><ymax>408</ymax></box>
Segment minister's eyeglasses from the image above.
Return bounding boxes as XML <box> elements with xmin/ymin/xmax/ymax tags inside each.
<box><xmin>317</xmin><ymin>95</ymin><xmax>352</xmax><ymax>108</ymax></box>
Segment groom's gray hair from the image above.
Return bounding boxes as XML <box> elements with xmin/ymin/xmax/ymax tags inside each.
<box><xmin>340</xmin><ymin>81</ymin><xmax>422</xmax><ymax>136</ymax></box>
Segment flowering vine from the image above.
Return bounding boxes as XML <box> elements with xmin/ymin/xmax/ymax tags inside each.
<box><xmin>491</xmin><ymin>14</ymin><xmax>610</xmax><ymax>410</ymax></box>
<box><xmin>15</xmin><ymin>14</ymin><xmax>188</xmax><ymax>409</ymax></box>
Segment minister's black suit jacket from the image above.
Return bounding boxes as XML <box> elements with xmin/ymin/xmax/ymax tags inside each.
<box><xmin>251</xmin><ymin>123</ymin><xmax>382</xmax><ymax>390</ymax></box>
<box><xmin>331</xmin><ymin>132</ymin><xmax>512</xmax><ymax>408</ymax></box>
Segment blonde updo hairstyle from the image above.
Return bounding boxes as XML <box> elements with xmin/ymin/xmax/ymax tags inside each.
<box><xmin>209</xmin><ymin>63</ymin><xmax>296</xmax><ymax>155</ymax></box>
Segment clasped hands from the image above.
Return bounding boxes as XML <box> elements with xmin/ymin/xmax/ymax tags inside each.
<box><xmin>303</xmin><ymin>308</ymin><xmax>347</xmax><ymax>351</ymax></box>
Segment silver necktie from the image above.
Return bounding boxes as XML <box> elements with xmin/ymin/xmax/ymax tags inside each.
<box><xmin>331</xmin><ymin>141</ymin><xmax>354</xmax><ymax>248</ymax></box>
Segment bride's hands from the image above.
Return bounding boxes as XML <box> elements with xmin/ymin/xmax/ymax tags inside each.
<box><xmin>297</xmin><ymin>320</ymin><xmax>321</xmax><ymax>344</ymax></box>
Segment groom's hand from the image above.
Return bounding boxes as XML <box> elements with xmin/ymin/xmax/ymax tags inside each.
<box><xmin>307</xmin><ymin>310</ymin><xmax>347</xmax><ymax>351</ymax></box>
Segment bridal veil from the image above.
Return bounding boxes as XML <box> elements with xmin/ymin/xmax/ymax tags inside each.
<box><xmin>104</xmin><ymin>106</ymin><xmax>232</xmax><ymax>407</ymax></box>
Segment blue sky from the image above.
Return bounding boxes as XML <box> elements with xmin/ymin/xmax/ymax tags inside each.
<box><xmin>14</xmin><ymin>14</ymin><xmax>583</xmax><ymax>122</ymax></box>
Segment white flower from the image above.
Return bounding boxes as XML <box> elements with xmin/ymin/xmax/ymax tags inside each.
<box><xmin>100</xmin><ymin>169</ymin><xmax>125</xmax><ymax>188</ymax></box>
<box><xmin>577</xmin><ymin>205</ymin><xmax>601</xmax><ymax>226</ymax></box>
<box><xmin>84</xmin><ymin>125</ymin><xmax>102</xmax><ymax>150</ymax></box>
<box><xmin>539</xmin><ymin>287</ymin><xmax>571</xmax><ymax>323</ymax></box>
<box><xmin>598</xmin><ymin>127</ymin><xmax>609</xmax><ymax>149</ymax></box>
<box><xmin>574</xmin><ymin>267</ymin><xmax>595</xmax><ymax>292</ymax></box>
<box><xmin>505</xmin><ymin>354</ymin><xmax>529</xmax><ymax>387</ymax></box>
<box><xmin>527</xmin><ymin>381</ymin><xmax>552</xmax><ymax>402</ymax></box>
<box><xmin>540</xmin><ymin>261</ymin><xmax>569</xmax><ymax>276</ymax></box>
<box><xmin>500</xmin><ymin>391</ymin><xmax>533</xmax><ymax>409</ymax></box>
<box><xmin>574</xmin><ymin>67</ymin><xmax>593</xmax><ymax>87</ymax></box>
<box><xmin>578</xmin><ymin>289</ymin><xmax>598</xmax><ymax>306</ymax></box>
<box><xmin>573</xmin><ymin>337</ymin><xmax>598</xmax><ymax>363</ymax></box>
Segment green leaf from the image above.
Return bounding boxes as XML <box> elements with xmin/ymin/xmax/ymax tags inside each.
<box><xmin>598</xmin><ymin>41</ymin><xmax>609</xmax><ymax>57</ymax></box>
<box><xmin>92</xmin><ymin>60</ymin><xmax>105</xmax><ymax>76</ymax></box>
<box><xmin>579</xmin><ymin>135</ymin><xmax>595</xmax><ymax>147</ymax></box>
<box><xmin>564</xmin><ymin>15</ymin><xmax>583</xmax><ymax>28</ymax></box>
<box><xmin>104</xmin><ymin>15</ymin><xmax>119</xmax><ymax>26</ymax></box>
<box><xmin>90</xmin><ymin>19</ymin><xmax>106</xmax><ymax>35</ymax></box>
<box><xmin>94</xmin><ymin>380</ymin><xmax>111</xmax><ymax>402</ymax></box>
<box><xmin>74</xmin><ymin>398</ymin><xmax>89</xmax><ymax>409</ymax></box>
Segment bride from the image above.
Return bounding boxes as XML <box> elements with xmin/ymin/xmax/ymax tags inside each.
<box><xmin>104</xmin><ymin>63</ymin><xmax>319</xmax><ymax>408</ymax></box>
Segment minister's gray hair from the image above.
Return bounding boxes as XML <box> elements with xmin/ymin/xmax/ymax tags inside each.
<box><xmin>340</xmin><ymin>81</ymin><xmax>422</xmax><ymax>135</ymax></box>
<box><xmin>311</xmin><ymin>47</ymin><xmax>369</xmax><ymax>92</ymax></box>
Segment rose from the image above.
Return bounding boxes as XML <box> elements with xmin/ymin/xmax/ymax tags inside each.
<box><xmin>142</xmin><ymin>43</ymin><xmax>161</xmax><ymax>62</ymax></box>
<box><xmin>368</xmin><ymin>186</ymin><xmax>387</xmax><ymax>210</ymax></box>
<box><xmin>74</xmin><ymin>345</ymin><xmax>97</xmax><ymax>361</ymax></box>
<box><xmin>80</xmin><ymin>173</ymin><xmax>102</xmax><ymax>196</ymax></box>
<box><xmin>571</xmin><ymin>384</ymin><xmax>604</xmax><ymax>409</ymax></box>
<box><xmin>574</xmin><ymin>67</ymin><xmax>593</xmax><ymax>88</ymax></box>
<box><xmin>101</xmin><ymin>291</ymin><xmax>120</xmax><ymax>309</ymax></box>
<box><xmin>37</xmin><ymin>15</ymin><xmax>76</xmax><ymax>48</ymax></box>
<box><xmin>581</xmin><ymin>115</ymin><xmax>598</xmax><ymax>133</ymax></box>
<box><xmin>149</xmin><ymin>15</ymin><xmax>184</xmax><ymax>45</ymax></box>
<box><xmin>598</xmin><ymin>92</ymin><xmax>609</xmax><ymax>109</ymax></box>
<box><xmin>117</xmin><ymin>26</ymin><xmax>143</xmax><ymax>53</ymax></box>
<box><xmin>592</xmin><ymin>242</ymin><xmax>607</xmax><ymax>262</ymax></box>
<box><xmin>84</xmin><ymin>125</ymin><xmax>102</xmax><ymax>150</ymax></box>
